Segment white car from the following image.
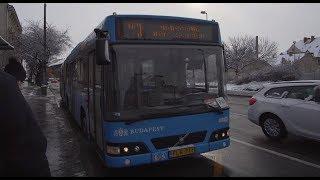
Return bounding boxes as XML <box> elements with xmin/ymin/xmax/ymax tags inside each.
<box><xmin>248</xmin><ymin>80</ymin><xmax>320</xmax><ymax>141</ymax></box>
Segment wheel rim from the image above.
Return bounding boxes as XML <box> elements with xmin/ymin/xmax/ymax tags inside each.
<box><xmin>264</xmin><ymin>118</ymin><xmax>281</xmax><ymax>137</ymax></box>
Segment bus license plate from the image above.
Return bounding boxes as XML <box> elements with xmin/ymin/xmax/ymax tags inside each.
<box><xmin>169</xmin><ymin>146</ymin><xmax>195</xmax><ymax>158</ymax></box>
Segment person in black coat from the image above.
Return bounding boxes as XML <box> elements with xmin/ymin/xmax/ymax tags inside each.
<box><xmin>4</xmin><ymin>57</ymin><xmax>26</xmax><ymax>84</ymax></box>
<box><xmin>0</xmin><ymin>71</ymin><xmax>51</xmax><ymax>177</ymax></box>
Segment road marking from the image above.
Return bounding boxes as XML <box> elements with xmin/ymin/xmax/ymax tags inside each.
<box><xmin>231</xmin><ymin>112</ymin><xmax>247</xmax><ymax>117</ymax></box>
<box><xmin>230</xmin><ymin>137</ymin><xmax>320</xmax><ymax>170</ymax></box>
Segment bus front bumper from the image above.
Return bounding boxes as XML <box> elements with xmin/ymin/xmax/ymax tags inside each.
<box><xmin>104</xmin><ymin>138</ymin><xmax>230</xmax><ymax>168</ymax></box>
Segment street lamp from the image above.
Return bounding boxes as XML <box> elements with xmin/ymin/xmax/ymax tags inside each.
<box><xmin>41</xmin><ymin>3</ymin><xmax>48</xmax><ymax>95</ymax></box>
<box><xmin>201</xmin><ymin>10</ymin><xmax>208</xmax><ymax>20</ymax></box>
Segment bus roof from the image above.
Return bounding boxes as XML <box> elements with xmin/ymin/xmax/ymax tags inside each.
<box><xmin>66</xmin><ymin>14</ymin><xmax>221</xmax><ymax>64</ymax></box>
<box><xmin>104</xmin><ymin>14</ymin><xmax>218</xmax><ymax>25</ymax></box>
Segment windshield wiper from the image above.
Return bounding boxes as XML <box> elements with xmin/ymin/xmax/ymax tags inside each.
<box><xmin>124</xmin><ymin>103</ymin><xmax>223</xmax><ymax>125</ymax></box>
<box><xmin>198</xmin><ymin>49</ymin><xmax>209</xmax><ymax>92</ymax></box>
<box><xmin>124</xmin><ymin>105</ymin><xmax>189</xmax><ymax>125</ymax></box>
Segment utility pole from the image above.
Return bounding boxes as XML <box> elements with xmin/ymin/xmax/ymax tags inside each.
<box><xmin>41</xmin><ymin>3</ymin><xmax>47</xmax><ymax>95</ymax></box>
<box><xmin>255</xmin><ymin>36</ymin><xmax>259</xmax><ymax>61</ymax></box>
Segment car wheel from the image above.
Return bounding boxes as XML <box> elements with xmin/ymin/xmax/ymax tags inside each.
<box><xmin>261</xmin><ymin>115</ymin><xmax>287</xmax><ymax>140</ymax></box>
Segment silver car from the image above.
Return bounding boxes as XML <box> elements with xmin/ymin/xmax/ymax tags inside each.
<box><xmin>248</xmin><ymin>80</ymin><xmax>320</xmax><ymax>140</ymax></box>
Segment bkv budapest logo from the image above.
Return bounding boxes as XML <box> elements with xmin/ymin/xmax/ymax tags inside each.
<box><xmin>113</xmin><ymin>128</ymin><xmax>129</xmax><ymax>137</ymax></box>
<box><xmin>113</xmin><ymin>126</ymin><xmax>165</xmax><ymax>137</ymax></box>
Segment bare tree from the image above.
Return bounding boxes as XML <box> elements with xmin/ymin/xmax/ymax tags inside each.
<box><xmin>224</xmin><ymin>35</ymin><xmax>278</xmax><ymax>77</ymax></box>
<box><xmin>17</xmin><ymin>20</ymin><xmax>72</xmax><ymax>83</ymax></box>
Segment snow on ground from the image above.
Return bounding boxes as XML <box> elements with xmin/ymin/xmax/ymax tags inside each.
<box><xmin>227</xmin><ymin>81</ymin><xmax>271</xmax><ymax>92</ymax></box>
<box><xmin>48</xmin><ymin>78</ymin><xmax>60</xmax><ymax>92</ymax></box>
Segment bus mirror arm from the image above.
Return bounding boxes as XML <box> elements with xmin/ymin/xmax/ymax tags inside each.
<box><xmin>222</xmin><ymin>45</ymin><xmax>228</xmax><ymax>72</ymax></box>
<box><xmin>95</xmin><ymin>28</ymin><xmax>110</xmax><ymax>65</ymax></box>
<box><xmin>314</xmin><ymin>85</ymin><xmax>320</xmax><ymax>103</ymax></box>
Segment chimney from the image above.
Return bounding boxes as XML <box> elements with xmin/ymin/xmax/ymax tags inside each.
<box><xmin>304</xmin><ymin>37</ymin><xmax>308</xmax><ymax>43</ymax></box>
<box><xmin>311</xmin><ymin>36</ymin><xmax>315</xmax><ymax>42</ymax></box>
<box><xmin>255</xmin><ymin>36</ymin><xmax>259</xmax><ymax>60</ymax></box>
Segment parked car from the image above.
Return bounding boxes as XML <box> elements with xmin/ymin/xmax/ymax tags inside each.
<box><xmin>247</xmin><ymin>80</ymin><xmax>320</xmax><ymax>141</ymax></box>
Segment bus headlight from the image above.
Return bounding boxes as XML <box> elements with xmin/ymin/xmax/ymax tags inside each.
<box><xmin>123</xmin><ymin>147</ymin><xmax>129</xmax><ymax>153</ymax></box>
<box><xmin>210</xmin><ymin>128</ymin><xmax>229</xmax><ymax>142</ymax></box>
<box><xmin>106</xmin><ymin>142</ymin><xmax>149</xmax><ymax>156</ymax></box>
<box><xmin>106</xmin><ymin>145</ymin><xmax>121</xmax><ymax>155</ymax></box>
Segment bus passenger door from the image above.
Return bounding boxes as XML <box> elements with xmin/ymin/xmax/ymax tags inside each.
<box><xmin>88</xmin><ymin>51</ymin><xmax>104</xmax><ymax>150</ymax></box>
<box><xmin>94</xmin><ymin>62</ymin><xmax>104</xmax><ymax>150</ymax></box>
<box><xmin>88</xmin><ymin>52</ymin><xmax>96</xmax><ymax>140</ymax></box>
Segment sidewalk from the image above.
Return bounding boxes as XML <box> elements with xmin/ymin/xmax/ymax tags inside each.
<box><xmin>20</xmin><ymin>83</ymin><xmax>87</xmax><ymax>177</ymax></box>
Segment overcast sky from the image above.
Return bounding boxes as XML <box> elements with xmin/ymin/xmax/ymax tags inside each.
<box><xmin>12</xmin><ymin>3</ymin><xmax>320</xmax><ymax>58</ymax></box>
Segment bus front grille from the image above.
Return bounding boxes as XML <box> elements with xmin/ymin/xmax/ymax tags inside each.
<box><xmin>151</xmin><ymin>131</ymin><xmax>207</xmax><ymax>150</ymax></box>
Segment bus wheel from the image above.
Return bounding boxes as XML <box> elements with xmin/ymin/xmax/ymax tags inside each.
<box><xmin>80</xmin><ymin>109</ymin><xmax>88</xmax><ymax>139</ymax></box>
<box><xmin>65</xmin><ymin>96</ymin><xmax>69</xmax><ymax>110</ymax></box>
<box><xmin>61</xmin><ymin>97</ymin><xmax>67</xmax><ymax>109</ymax></box>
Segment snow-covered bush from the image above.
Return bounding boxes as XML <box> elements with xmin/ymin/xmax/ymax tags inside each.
<box><xmin>234</xmin><ymin>64</ymin><xmax>301</xmax><ymax>85</ymax></box>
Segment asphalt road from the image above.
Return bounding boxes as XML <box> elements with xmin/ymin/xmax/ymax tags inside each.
<box><xmin>44</xmin><ymin>84</ymin><xmax>320</xmax><ymax>177</ymax></box>
<box><xmin>207</xmin><ymin>95</ymin><xmax>320</xmax><ymax>177</ymax></box>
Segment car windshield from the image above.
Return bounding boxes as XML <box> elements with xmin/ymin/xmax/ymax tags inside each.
<box><xmin>112</xmin><ymin>44</ymin><xmax>224</xmax><ymax>120</ymax></box>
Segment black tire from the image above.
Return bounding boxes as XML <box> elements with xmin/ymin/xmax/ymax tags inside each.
<box><xmin>65</xmin><ymin>96</ymin><xmax>69</xmax><ymax>110</ymax></box>
<box><xmin>80</xmin><ymin>110</ymin><xmax>88</xmax><ymax>138</ymax></box>
<box><xmin>260</xmin><ymin>114</ymin><xmax>287</xmax><ymax>140</ymax></box>
<box><xmin>60</xmin><ymin>96</ymin><xmax>67</xmax><ymax>109</ymax></box>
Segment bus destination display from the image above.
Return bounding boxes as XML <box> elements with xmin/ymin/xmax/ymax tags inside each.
<box><xmin>116</xmin><ymin>18</ymin><xmax>218</xmax><ymax>43</ymax></box>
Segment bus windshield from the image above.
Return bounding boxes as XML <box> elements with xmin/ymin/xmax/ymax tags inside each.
<box><xmin>113</xmin><ymin>44</ymin><xmax>223</xmax><ymax>121</ymax></box>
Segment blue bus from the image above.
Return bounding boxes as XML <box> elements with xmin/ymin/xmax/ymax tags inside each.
<box><xmin>60</xmin><ymin>14</ymin><xmax>230</xmax><ymax>168</ymax></box>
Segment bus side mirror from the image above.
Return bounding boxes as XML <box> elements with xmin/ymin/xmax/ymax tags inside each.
<box><xmin>94</xmin><ymin>28</ymin><xmax>110</xmax><ymax>65</ymax></box>
<box><xmin>96</xmin><ymin>39</ymin><xmax>110</xmax><ymax>65</ymax></box>
<box><xmin>314</xmin><ymin>85</ymin><xmax>320</xmax><ymax>103</ymax></box>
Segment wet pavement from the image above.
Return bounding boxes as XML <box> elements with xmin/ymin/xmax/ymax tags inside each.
<box><xmin>21</xmin><ymin>83</ymin><xmax>320</xmax><ymax>177</ymax></box>
<box><xmin>21</xmin><ymin>83</ymin><xmax>87</xmax><ymax>177</ymax></box>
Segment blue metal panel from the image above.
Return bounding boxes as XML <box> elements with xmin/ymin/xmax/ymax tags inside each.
<box><xmin>104</xmin><ymin>110</ymin><xmax>229</xmax><ymax>152</ymax></box>
<box><xmin>105</xmin><ymin>15</ymin><xmax>116</xmax><ymax>43</ymax></box>
<box><xmin>110</xmin><ymin>14</ymin><xmax>217</xmax><ymax>24</ymax></box>
<box><xmin>104</xmin><ymin>138</ymin><xmax>230</xmax><ymax>168</ymax></box>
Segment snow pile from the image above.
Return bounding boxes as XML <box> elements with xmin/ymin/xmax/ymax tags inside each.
<box><xmin>48</xmin><ymin>58</ymin><xmax>65</xmax><ymax>67</ymax></box>
<box><xmin>227</xmin><ymin>81</ymin><xmax>271</xmax><ymax>92</ymax></box>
